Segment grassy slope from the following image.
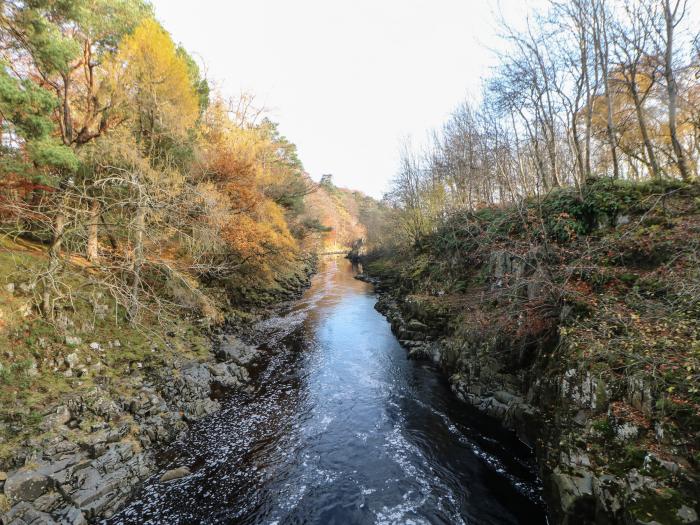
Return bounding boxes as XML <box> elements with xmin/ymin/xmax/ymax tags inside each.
<box><xmin>0</xmin><ymin>238</ymin><xmax>215</xmax><ymax>467</ymax></box>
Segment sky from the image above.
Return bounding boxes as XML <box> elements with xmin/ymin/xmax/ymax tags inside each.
<box><xmin>150</xmin><ymin>0</ymin><xmax>544</xmax><ymax>198</ymax></box>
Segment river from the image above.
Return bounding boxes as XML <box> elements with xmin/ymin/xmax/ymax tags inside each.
<box><xmin>108</xmin><ymin>256</ymin><xmax>547</xmax><ymax>524</ymax></box>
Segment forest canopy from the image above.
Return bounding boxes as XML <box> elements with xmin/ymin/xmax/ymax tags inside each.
<box><xmin>0</xmin><ymin>0</ymin><xmax>342</xmax><ymax>324</ymax></box>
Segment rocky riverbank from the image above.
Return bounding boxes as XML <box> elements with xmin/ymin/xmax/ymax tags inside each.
<box><xmin>0</xmin><ymin>265</ymin><xmax>315</xmax><ymax>525</ymax></box>
<box><xmin>356</xmin><ymin>182</ymin><xmax>700</xmax><ymax>525</ymax></box>
<box><xmin>358</xmin><ymin>269</ymin><xmax>699</xmax><ymax>525</ymax></box>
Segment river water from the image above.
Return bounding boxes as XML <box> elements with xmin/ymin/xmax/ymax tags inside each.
<box><xmin>108</xmin><ymin>257</ymin><xmax>547</xmax><ymax>524</ymax></box>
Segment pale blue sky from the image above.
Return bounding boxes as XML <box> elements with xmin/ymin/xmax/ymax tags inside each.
<box><xmin>150</xmin><ymin>0</ymin><xmax>544</xmax><ymax>198</ymax></box>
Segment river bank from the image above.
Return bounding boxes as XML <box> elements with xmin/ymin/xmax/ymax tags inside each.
<box><xmin>356</xmin><ymin>181</ymin><xmax>700</xmax><ymax>525</ymax></box>
<box><xmin>0</xmin><ymin>255</ymin><xmax>315</xmax><ymax>524</ymax></box>
<box><xmin>357</xmin><ymin>268</ymin><xmax>700</xmax><ymax>525</ymax></box>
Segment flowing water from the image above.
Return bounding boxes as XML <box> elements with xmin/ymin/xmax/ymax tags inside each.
<box><xmin>108</xmin><ymin>257</ymin><xmax>547</xmax><ymax>525</ymax></box>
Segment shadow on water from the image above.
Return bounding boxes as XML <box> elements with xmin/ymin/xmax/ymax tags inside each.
<box><xmin>107</xmin><ymin>256</ymin><xmax>548</xmax><ymax>525</ymax></box>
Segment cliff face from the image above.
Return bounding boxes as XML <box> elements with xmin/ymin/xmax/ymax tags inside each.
<box><xmin>360</xmin><ymin>179</ymin><xmax>700</xmax><ymax>525</ymax></box>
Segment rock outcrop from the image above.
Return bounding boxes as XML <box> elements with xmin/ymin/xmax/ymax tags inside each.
<box><xmin>360</xmin><ymin>253</ymin><xmax>700</xmax><ymax>525</ymax></box>
<box><xmin>1</xmin><ymin>355</ymin><xmax>251</xmax><ymax>524</ymax></box>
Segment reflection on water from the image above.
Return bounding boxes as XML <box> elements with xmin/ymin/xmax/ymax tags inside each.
<box><xmin>108</xmin><ymin>257</ymin><xmax>547</xmax><ymax>525</ymax></box>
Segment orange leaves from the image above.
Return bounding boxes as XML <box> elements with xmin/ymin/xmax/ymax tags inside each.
<box><xmin>192</xmin><ymin>101</ymin><xmax>300</xmax><ymax>271</ymax></box>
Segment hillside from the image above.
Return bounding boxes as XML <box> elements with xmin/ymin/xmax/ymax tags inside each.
<box><xmin>299</xmin><ymin>174</ymin><xmax>383</xmax><ymax>254</ymax></box>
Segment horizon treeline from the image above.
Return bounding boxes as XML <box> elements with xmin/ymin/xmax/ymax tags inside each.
<box><xmin>387</xmin><ymin>0</ymin><xmax>700</xmax><ymax>245</ymax></box>
<box><xmin>0</xmin><ymin>0</ymin><xmax>330</xmax><ymax>323</ymax></box>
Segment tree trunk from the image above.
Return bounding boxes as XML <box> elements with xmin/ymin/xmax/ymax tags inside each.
<box><xmin>43</xmin><ymin>191</ymin><xmax>68</xmax><ymax>318</ymax></box>
<box><xmin>100</xmin><ymin>214</ymin><xmax>119</xmax><ymax>251</ymax></box>
<box><xmin>86</xmin><ymin>197</ymin><xmax>100</xmax><ymax>262</ymax></box>
<box><xmin>663</xmin><ymin>0</ymin><xmax>692</xmax><ymax>180</ymax></box>
<box><xmin>630</xmin><ymin>82</ymin><xmax>661</xmax><ymax>178</ymax></box>
<box><xmin>593</xmin><ymin>1</ymin><xmax>620</xmax><ymax>179</ymax></box>
<box><xmin>129</xmin><ymin>195</ymin><xmax>145</xmax><ymax>323</ymax></box>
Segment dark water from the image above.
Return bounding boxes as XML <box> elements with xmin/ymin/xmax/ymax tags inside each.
<box><xmin>108</xmin><ymin>257</ymin><xmax>547</xmax><ymax>525</ymax></box>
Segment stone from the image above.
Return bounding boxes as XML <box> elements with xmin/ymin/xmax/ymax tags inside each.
<box><xmin>18</xmin><ymin>282</ymin><xmax>36</xmax><ymax>293</ymax></box>
<box><xmin>4</xmin><ymin>470</ymin><xmax>53</xmax><ymax>503</ymax></box>
<box><xmin>616</xmin><ymin>422</ymin><xmax>638</xmax><ymax>441</ymax></box>
<box><xmin>573</xmin><ymin>410</ymin><xmax>588</xmax><ymax>427</ymax></box>
<box><xmin>407</xmin><ymin>319</ymin><xmax>429</xmax><ymax>332</ymax></box>
<box><xmin>19</xmin><ymin>303</ymin><xmax>32</xmax><ymax>317</ymax></box>
<box><xmin>89</xmin><ymin>342</ymin><xmax>101</xmax><ymax>351</ymax></box>
<box><xmin>1</xmin><ymin>501</ymin><xmax>57</xmax><ymax>525</ymax></box>
<box><xmin>40</xmin><ymin>405</ymin><xmax>71</xmax><ymax>431</ymax></box>
<box><xmin>616</xmin><ymin>214</ymin><xmax>631</xmax><ymax>226</ymax></box>
<box><xmin>216</xmin><ymin>338</ymin><xmax>257</xmax><ymax>366</ymax></box>
<box><xmin>57</xmin><ymin>506</ymin><xmax>88</xmax><ymax>525</ymax></box>
<box><xmin>677</xmin><ymin>505</ymin><xmax>698</xmax><ymax>524</ymax></box>
<box><xmin>5</xmin><ymin>282</ymin><xmax>15</xmax><ymax>294</ymax></box>
<box><xmin>494</xmin><ymin>390</ymin><xmax>520</xmax><ymax>405</ymax></box>
<box><xmin>159</xmin><ymin>466</ymin><xmax>191</xmax><ymax>482</ymax></box>
<box><xmin>32</xmin><ymin>491</ymin><xmax>62</xmax><ymax>512</ymax></box>
<box><xmin>65</xmin><ymin>335</ymin><xmax>82</xmax><ymax>347</ymax></box>
<box><xmin>551</xmin><ymin>467</ymin><xmax>594</xmax><ymax>513</ymax></box>
<box><xmin>64</xmin><ymin>353</ymin><xmax>79</xmax><ymax>369</ymax></box>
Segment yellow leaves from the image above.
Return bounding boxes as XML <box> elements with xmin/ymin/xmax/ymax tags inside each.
<box><xmin>113</xmin><ymin>18</ymin><xmax>199</xmax><ymax>137</ymax></box>
<box><xmin>191</xmin><ymin>99</ymin><xmax>300</xmax><ymax>271</ymax></box>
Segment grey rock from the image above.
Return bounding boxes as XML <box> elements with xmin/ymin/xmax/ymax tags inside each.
<box><xmin>677</xmin><ymin>505</ymin><xmax>698</xmax><ymax>524</ymax></box>
<box><xmin>18</xmin><ymin>282</ymin><xmax>36</xmax><ymax>294</ymax></box>
<box><xmin>573</xmin><ymin>410</ymin><xmax>588</xmax><ymax>426</ymax></box>
<box><xmin>159</xmin><ymin>466</ymin><xmax>191</xmax><ymax>482</ymax></box>
<box><xmin>56</xmin><ymin>506</ymin><xmax>88</xmax><ymax>525</ymax></box>
<box><xmin>616</xmin><ymin>214</ymin><xmax>631</xmax><ymax>226</ymax></box>
<box><xmin>551</xmin><ymin>467</ymin><xmax>594</xmax><ymax>513</ymax></box>
<box><xmin>65</xmin><ymin>336</ymin><xmax>82</xmax><ymax>347</ymax></box>
<box><xmin>64</xmin><ymin>353</ymin><xmax>79</xmax><ymax>369</ymax></box>
<box><xmin>216</xmin><ymin>338</ymin><xmax>257</xmax><ymax>366</ymax></box>
<box><xmin>32</xmin><ymin>491</ymin><xmax>62</xmax><ymax>512</ymax></box>
<box><xmin>494</xmin><ymin>390</ymin><xmax>520</xmax><ymax>405</ymax></box>
<box><xmin>4</xmin><ymin>470</ymin><xmax>53</xmax><ymax>503</ymax></box>
<box><xmin>407</xmin><ymin>319</ymin><xmax>429</xmax><ymax>332</ymax></box>
<box><xmin>5</xmin><ymin>282</ymin><xmax>15</xmax><ymax>294</ymax></box>
<box><xmin>616</xmin><ymin>422</ymin><xmax>638</xmax><ymax>441</ymax></box>
<box><xmin>40</xmin><ymin>405</ymin><xmax>71</xmax><ymax>432</ymax></box>
<box><xmin>2</xmin><ymin>501</ymin><xmax>57</xmax><ymax>525</ymax></box>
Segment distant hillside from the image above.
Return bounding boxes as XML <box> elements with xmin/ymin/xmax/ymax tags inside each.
<box><xmin>300</xmin><ymin>175</ymin><xmax>384</xmax><ymax>254</ymax></box>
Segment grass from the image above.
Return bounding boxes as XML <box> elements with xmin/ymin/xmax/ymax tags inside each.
<box><xmin>0</xmin><ymin>237</ymin><xmax>211</xmax><ymax>466</ymax></box>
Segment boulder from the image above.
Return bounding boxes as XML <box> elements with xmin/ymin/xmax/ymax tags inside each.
<box><xmin>1</xmin><ymin>501</ymin><xmax>57</xmax><ymax>525</ymax></box>
<box><xmin>216</xmin><ymin>338</ymin><xmax>257</xmax><ymax>366</ymax></box>
<box><xmin>550</xmin><ymin>466</ymin><xmax>595</xmax><ymax>518</ymax></box>
<box><xmin>407</xmin><ymin>319</ymin><xmax>429</xmax><ymax>332</ymax></box>
<box><xmin>159</xmin><ymin>466</ymin><xmax>191</xmax><ymax>482</ymax></box>
<box><xmin>40</xmin><ymin>405</ymin><xmax>71</xmax><ymax>431</ymax></box>
<box><xmin>4</xmin><ymin>470</ymin><xmax>53</xmax><ymax>503</ymax></box>
<box><xmin>56</xmin><ymin>506</ymin><xmax>88</xmax><ymax>525</ymax></box>
<box><xmin>65</xmin><ymin>353</ymin><xmax>79</xmax><ymax>369</ymax></box>
<box><xmin>65</xmin><ymin>335</ymin><xmax>82</xmax><ymax>347</ymax></box>
<box><xmin>677</xmin><ymin>505</ymin><xmax>698</xmax><ymax>524</ymax></box>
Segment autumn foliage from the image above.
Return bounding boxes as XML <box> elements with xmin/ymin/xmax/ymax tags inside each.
<box><xmin>0</xmin><ymin>4</ymin><xmax>320</xmax><ymax>322</ymax></box>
